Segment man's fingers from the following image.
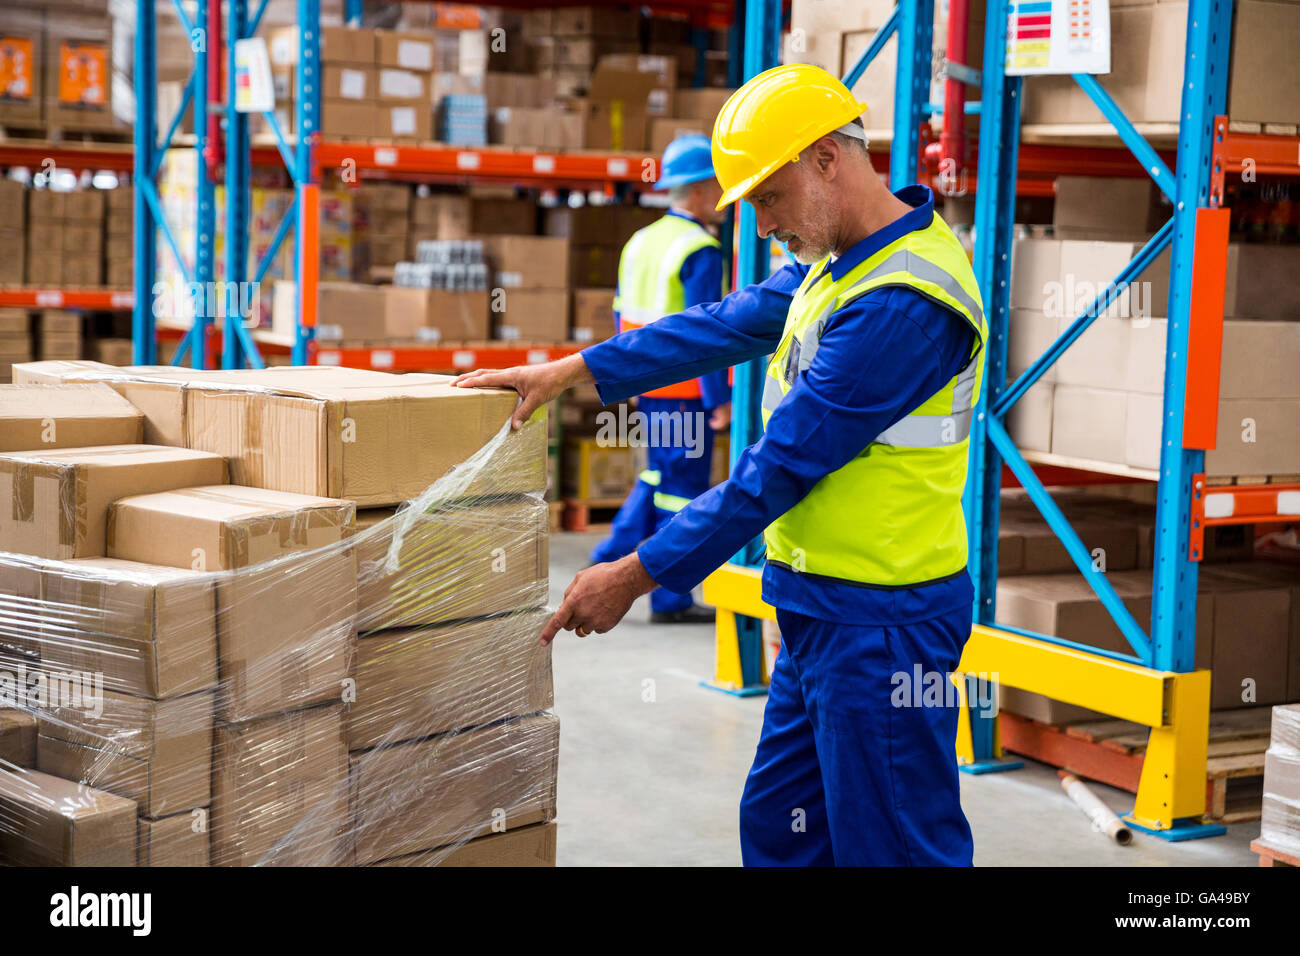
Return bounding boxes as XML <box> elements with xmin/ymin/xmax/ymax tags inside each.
<box><xmin>511</xmin><ymin>393</ymin><xmax>543</xmax><ymax>430</ymax></box>
<box><xmin>540</xmin><ymin>604</ymin><xmax>569</xmax><ymax>646</ymax></box>
<box><xmin>452</xmin><ymin>368</ymin><xmax>515</xmax><ymax>389</ymax></box>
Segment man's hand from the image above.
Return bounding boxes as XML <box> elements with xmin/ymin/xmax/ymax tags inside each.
<box><xmin>709</xmin><ymin>401</ymin><xmax>732</xmax><ymax>432</ymax></box>
<box><xmin>452</xmin><ymin>352</ymin><xmax>595</xmax><ymax>429</ymax></box>
<box><xmin>539</xmin><ymin>553</ymin><xmax>658</xmax><ymax>645</ymax></box>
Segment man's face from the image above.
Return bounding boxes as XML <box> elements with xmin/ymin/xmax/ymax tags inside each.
<box><xmin>744</xmin><ymin>158</ymin><xmax>838</xmax><ymax>263</ymax></box>
<box><xmin>699</xmin><ymin>179</ymin><xmax>726</xmax><ymax>225</ymax></box>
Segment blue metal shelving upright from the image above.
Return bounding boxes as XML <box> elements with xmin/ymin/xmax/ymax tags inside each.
<box><xmin>964</xmin><ymin>0</ymin><xmax>1236</xmax><ymax>838</ymax></box>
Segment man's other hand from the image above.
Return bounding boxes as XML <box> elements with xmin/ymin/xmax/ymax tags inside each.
<box><xmin>539</xmin><ymin>553</ymin><xmax>657</xmax><ymax>645</ymax></box>
<box><xmin>709</xmin><ymin>401</ymin><xmax>732</xmax><ymax>432</ymax></box>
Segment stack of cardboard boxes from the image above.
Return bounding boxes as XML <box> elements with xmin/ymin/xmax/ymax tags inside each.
<box><xmin>0</xmin><ymin>181</ymin><xmax>25</xmax><ymax>285</ymax></box>
<box><xmin>1007</xmin><ymin>176</ymin><xmax>1300</xmax><ymax>477</ymax></box>
<box><xmin>0</xmin><ymin>5</ymin><xmax>119</xmax><ymax>135</ymax></box>
<box><xmin>0</xmin><ymin>310</ymin><xmax>30</xmax><ymax>383</ymax></box>
<box><xmin>1260</xmin><ymin>704</ymin><xmax>1300</xmax><ymax>854</ymax></box>
<box><xmin>25</xmin><ymin>188</ymin><xmax>104</xmax><ymax>288</ymax></box>
<box><xmin>104</xmin><ymin>188</ymin><xmax>133</xmax><ymax>289</ymax></box>
<box><xmin>0</xmin><ymin>368</ymin><xmax>557</xmax><ymax>866</ymax></box>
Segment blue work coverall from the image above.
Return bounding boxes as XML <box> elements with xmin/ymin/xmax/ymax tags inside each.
<box><xmin>590</xmin><ymin>210</ymin><xmax>731</xmax><ymax>615</ymax></box>
<box><xmin>581</xmin><ymin>186</ymin><xmax>978</xmax><ymax>865</ymax></box>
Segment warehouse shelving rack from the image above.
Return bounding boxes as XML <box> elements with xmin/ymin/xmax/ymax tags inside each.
<box><xmin>699</xmin><ymin>0</ymin><xmax>1300</xmax><ymax>839</ymax></box>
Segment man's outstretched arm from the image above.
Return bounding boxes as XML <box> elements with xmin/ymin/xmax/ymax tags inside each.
<box><xmin>452</xmin><ymin>264</ymin><xmax>804</xmax><ymax>427</ymax></box>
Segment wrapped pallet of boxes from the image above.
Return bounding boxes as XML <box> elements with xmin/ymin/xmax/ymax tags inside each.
<box><xmin>1260</xmin><ymin>704</ymin><xmax>1300</xmax><ymax>854</ymax></box>
<box><xmin>0</xmin><ymin>367</ymin><xmax>557</xmax><ymax>866</ymax></box>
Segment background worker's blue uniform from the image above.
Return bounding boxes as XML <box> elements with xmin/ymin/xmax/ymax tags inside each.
<box><xmin>581</xmin><ymin>186</ymin><xmax>977</xmax><ymax>865</ymax></box>
<box><xmin>589</xmin><ymin>210</ymin><xmax>730</xmax><ymax>615</ymax></box>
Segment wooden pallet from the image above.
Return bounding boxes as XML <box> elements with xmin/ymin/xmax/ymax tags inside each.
<box><xmin>1000</xmin><ymin>707</ymin><xmax>1273</xmax><ymax>823</ymax></box>
<box><xmin>1250</xmin><ymin>838</ymin><xmax>1300</xmax><ymax>867</ymax></box>
<box><xmin>560</xmin><ymin>496</ymin><xmax>626</xmax><ymax>532</ymax></box>
<box><xmin>1205</xmin><ymin>474</ymin><xmax>1300</xmax><ymax>487</ymax></box>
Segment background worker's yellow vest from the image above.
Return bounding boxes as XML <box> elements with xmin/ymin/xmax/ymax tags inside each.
<box><xmin>761</xmin><ymin>215</ymin><xmax>988</xmax><ymax>588</ymax></box>
<box><xmin>614</xmin><ymin>213</ymin><xmax>721</xmax><ymax>399</ymax></box>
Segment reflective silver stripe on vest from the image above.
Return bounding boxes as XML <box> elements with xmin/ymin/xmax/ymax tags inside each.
<box><xmin>873</xmin><ymin>357</ymin><xmax>979</xmax><ymax>448</ymax></box>
<box><xmin>762</xmin><ymin>370</ymin><xmax>785</xmax><ymax>413</ymax></box>
<box><xmin>841</xmin><ymin>248</ymin><xmax>986</xmax><ymax>329</ymax></box>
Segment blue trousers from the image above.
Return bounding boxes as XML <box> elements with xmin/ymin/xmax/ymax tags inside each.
<box><xmin>590</xmin><ymin>397</ymin><xmax>715</xmax><ymax>614</ymax></box>
<box><xmin>739</xmin><ymin>605</ymin><xmax>974</xmax><ymax>866</ymax></box>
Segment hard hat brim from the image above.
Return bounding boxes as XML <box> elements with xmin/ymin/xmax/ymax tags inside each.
<box><xmin>655</xmin><ymin>168</ymin><xmax>717</xmax><ymax>191</ymax></box>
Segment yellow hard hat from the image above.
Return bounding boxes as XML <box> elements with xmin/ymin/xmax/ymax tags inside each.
<box><xmin>711</xmin><ymin>64</ymin><xmax>867</xmax><ymax>210</ymax></box>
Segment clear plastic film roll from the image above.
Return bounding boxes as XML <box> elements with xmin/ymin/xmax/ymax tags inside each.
<box><xmin>0</xmin><ymin>369</ymin><xmax>556</xmax><ymax>867</ymax></box>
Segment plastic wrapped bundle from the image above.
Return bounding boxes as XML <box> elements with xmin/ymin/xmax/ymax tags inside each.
<box><xmin>1260</xmin><ymin>703</ymin><xmax>1300</xmax><ymax>852</ymax></box>
<box><xmin>0</xmin><ymin>370</ymin><xmax>557</xmax><ymax>866</ymax></box>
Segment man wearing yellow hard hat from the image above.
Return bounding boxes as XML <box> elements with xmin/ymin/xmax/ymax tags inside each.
<box><xmin>455</xmin><ymin>65</ymin><xmax>987</xmax><ymax>866</ymax></box>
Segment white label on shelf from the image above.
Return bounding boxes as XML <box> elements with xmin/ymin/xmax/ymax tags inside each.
<box><xmin>315</xmin><ymin>323</ymin><xmax>344</xmax><ymax>341</ymax></box>
<box><xmin>606</xmin><ymin>158</ymin><xmax>629</xmax><ymax>177</ymax></box>
<box><xmin>452</xmin><ymin>350</ymin><xmax>476</xmax><ymax>368</ymax></box>
<box><xmin>527</xmin><ymin>349</ymin><xmax>548</xmax><ymax>365</ymax></box>
<box><xmin>35</xmin><ymin>291</ymin><xmax>63</xmax><ymax>307</ymax></box>
<box><xmin>1278</xmin><ymin>491</ymin><xmax>1300</xmax><ymax>516</ymax></box>
<box><xmin>374</xmin><ymin>147</ymin><xmax>399</xmax><ymax>166</ymax></box>
<box><xmin>339</xmin><ymin>68</ymin><xmax>367</xmax><ymax>100</ymax></box>
<box><xmin>317</xmin><ymin>350</ymin><xmax>342</xmax><ymax>366</ymax></box>
<box><xmin>370</xmin><ymin>349</ymin><xmax>395</xmax><ymax>368</ymax></box>
<box><xmin>109</xmin><ymin>292</ymin><xmax>133</xmax><ymax>308</ymax></box>
<box><xmin>397</xmin><ymin>39</ymin><xmax>433</xmax><ymax>71</ymax></box>
<box><xmin>532</xmin><ymin>154</ymin><xmax>556</xmax><ymax>174</ymax></box>
<box><xmin>1204</xmin><ymin>493</ymin><xmax>1234</xmax><ymax>519</ymax></box>
<box><xmin>415</xmin><ymin>326</ymin><xmax>442</xmax><ymax>342</ymax></box>
<box><xmin>390</xmin><ymin>107</ymin><xmax>417</xmax><ymax>136</ymax></box>
<box><xmin>498</xmin><ymin>325</ymin><xmax>520</xmax><ymax>340</ymax></box>
<box><xmin>457</xmin><ymin>151</ymin><xmax>481</xmax><ymax>170</ymax></box>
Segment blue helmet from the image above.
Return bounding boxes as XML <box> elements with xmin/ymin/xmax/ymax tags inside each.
<box><xmin>655</xmin><ymin>134</ymin><xmax>716</xmax><ymax>191</ymax></box>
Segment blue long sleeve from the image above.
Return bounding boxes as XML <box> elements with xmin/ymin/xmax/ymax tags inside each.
<box><xmin>585</xmin><ymin>263</ymin><xmax>805</xmax><ymax>404</ymax></box>
<box><xmin>635</xmin><ymin>285</ymin><xmax>977</xmax><ymax>598</ymax></box>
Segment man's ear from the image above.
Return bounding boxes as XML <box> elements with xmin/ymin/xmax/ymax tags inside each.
<box><xmin>811</xmin><ymin>135</ymin><xmax>841</xmax><ymax>180</ymax></box>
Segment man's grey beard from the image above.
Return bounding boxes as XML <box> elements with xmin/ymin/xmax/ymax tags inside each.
<box><xmin>792</xmin><ymin>241</ymin><xmax>834</xmax><ymax>264</ymax></box>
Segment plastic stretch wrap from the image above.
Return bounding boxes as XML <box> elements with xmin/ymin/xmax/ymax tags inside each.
<box><xmin>0</xmin><ymin>374</ymin><xmax>556</xmax><ymax>867</ymax></box>
<box><xmin>1261</xmin><ymin>703</ymin><xmax>1300</xmax><ymax>852</ymax></box>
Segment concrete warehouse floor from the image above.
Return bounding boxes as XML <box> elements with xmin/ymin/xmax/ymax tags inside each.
<box><xmin>548</xmin><ymin>530</ymin><xmax>1261</xmax><ymax>866</ymax></box>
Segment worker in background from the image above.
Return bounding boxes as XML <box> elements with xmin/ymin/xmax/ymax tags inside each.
<box><xmin>455</xmin><ymin>66</ymin><xmax>986</xmax><ymax>866</ymax></box>
<box><xmin>589</xmin><ymin>134</ymin><xmax>731</xmax><ymax>625</ymax></box>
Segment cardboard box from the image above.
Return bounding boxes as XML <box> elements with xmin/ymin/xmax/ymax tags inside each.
<box><xmin>570</xmin><ymin>288</ymin><xmax>616</xmax><ymax>344</ymax></box>
<box><xmin>1205</xmin><ymin>399</ymin><xmax>1300</xmax><ymax>476</ymax></box>
<box><xmin>648</xmin><ymin>116</ymin><xmax>709</xmax><ymax>154</ymax></box>
<box><xmin>1055</xmin><ymin>240</ymin><xmax>1171</xmax><ymax>323</ymax></box>
<box><xmin>138</xmin><ymin>812</ymin><xmax>210</xmax><ymax>866</ymax></box>
<box><xmin>552</xmin><ymin>6</ymin><xmax>638</xmax><ymax>37</ymax></box>
<box><xmin>36</xmin><ymin>689</ymin><xmax>214</xmax><ymax>818</ymax></box>
<box><xmin>1199</xmin><ymin>567</ymin><xmax>1292</xmax><ymax>708</ymax></box>
<box><xmin>0</xmin><ymin>708</ymin><xmax>36</xmax><ymax>767</ymax></box>
<box><xmin>354</xmin><ymin>496</ymin><xmax>549</xmax><ymax>632</ymax></box>
<box><xmin>277</xmin><ymin>280</ymin><xmax>388</xmax><ymax>342</ymax></box>
<box><xmin>0</xmin><ymin>12</ymin><xmax>43</xmax><ymax>127</ymax></box>
<box><xmin>323</xmin><ymin>64</ymin><xmax>375</xmax><ymax>101</ymax></box>
<box><xmin>482</xmin><ymin>235</ymin><xmax>570</xmax><ymax>289</ymax></box>
<box><xmin>40</xmin><ymin>557</ymin><xmax>218</xmax><ymax>699</ymax></box>
<box><xmin>494</xmin><ymin>289</ymin><xmax>569</xmax><ymax>342</ymax></box>
<box><xmin>349</xmin><ymin>714</ymin><xmax>559</xmax><ymax>865</ymax></box>
<box><xmin>0</xmin><ymin>444</ymin><xmax>227</xmax><ymax>559</ymax></box>
<box><xmin>0</xmin><ymin>382</ymin><xmax>143</xmax><ymax>451</ymax></box>
<box><xmin>383</xmin><ymin>287</ymin><xmax>491</xmax><ymax>343</ymax></box>
<box><xmin>1224</xmin><ymin>244</ymin><xmax>1300</xmax><ymax>320</ymax></box>
<box><xmin>375</xmin><ymin>30</ymin><xmax>434</xmax><ymax>71</ymax></box>
<box><xmin>322</xmin><ymin>99</ymin><xmax>379</xmax><ymax>138</ymax></box>
<box><xmin>1005</xmin><ymin>381</ymin><xmax>1054</xmax><ymax>453</ymax></box>
<box><xmin>471</xmin><ymin>197</ymin><xmax>536</xmax><ymax>237</ymax></box>
<box><xmin>106</xmin><ymin>484</ymin><xmax>355</xmax><ymax>572</ymax></box>
<box><xmin>544</xmin><ymin>205</ymin><xmax>616</xmax><ymax>246</ymax></box>
<box><xmin>183</xmin><ymin>370</ymin><xmax>545</xmax><ymax>506</ymax></box>
<box><xmin>1226</xmin><ymin>0</ymin><xmax>1300</xmax><ymax>127</ymax></box>
<box><xmin>379</xmin><ymin>102</ymin><xmax>432</xmax><ymax>140</ymax></box>
<box><xmin>0</xmin><ymin>766</ymin><xmax>137</xmax><ymax>866</ymax></box>
<box><xmin>373</xmin><ymin>820</ymin><xmax>556</xmax><ymax>866</ymax></box>
<box><xmin>1008</xmin><ymin>309</ymin><xmax>1058</xmax><ymax>382</ymax></box>
<box><xmin>839</xmin><ymin>29</ymin><xmax>899</xmax><ymax>133</ymax></box>
<box><xmin>211</xmin><ymin>703</ymin><xmax>350</xmax><ymax>866</ymax></box>
<box><xmin>563</xmin><ymin>437</ymin><xmax>637</xmax><ymax>499</ymax></box>
<box><xmin>1010</xmin><ymin>238</ymin><xmax>1062</xmax><ymax>312</ymax></box>
<box><xmin>320</xmin><ymin>25</ymin><xmax>377</xmax><ymax>66</ymax></box>
<box><xmin>1000</xmin><ymin>510</ymin><xmax>1139</xmax><ymax>575</ymax></box>
<box><xmin>673</xmin><ymin>88</ymin><xmax>734</xmax><ymax>124</ymax></box>
<box><xmin>348</xmin><ymin>610</ymin><xmax>552</xmax><ymax>749</ymax></box>
<box><xmin>1205</xmin><ymin>563</ymin><xmax>1300</xmax><ymax>701</ymax></box>
<box><xmin>1052</xmin><ymin>176</ymin><xmax>1166</xmax><ymax>239</ymax></box>
<box><xmin>44</xmin><ymin>20</ymin><xmax>115</xmax><ymax>132</ymax></box>
<box><xmin>1051</xmin><ymin>386</ymin><xmax>1128</xmax><ymax>463</ymax></box>
<box><xmin>568</xmin><ymin>244</ymin><xmax>621</xmax><ymax>288</ymax></box>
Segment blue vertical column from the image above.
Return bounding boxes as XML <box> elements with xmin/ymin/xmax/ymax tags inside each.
<box><xmin>133</xmin><ymin>0</ymin><xmax>158</xmax><ymax>365</ymax></box>
<box><xmin>892</xmin><ymin>0</ymin><xmax>936</xmax><ymax>188</ymax></box>
<box><xmin>1149</xmin><ymin>0</ymin><xmax>1234</xmax><ymax>672</ymax></box>
<box><xmin>964</xmin><ymin>0</ymin><xmax>1023</xmax><ymax>770</ymax></box>
<box><xmin>292</xmin><ymin>0</ymin><xmax>320</xmax><ymax>367</ymax></box>
<box><xmin>192</xmin><ymin>0</ymin><xmax>214</xmax><ymax>369</ymax></box>
<box><xmin>225</xmin><ymin>0</ymin><xmax>250</xmax><ymax>369</ymax></box>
